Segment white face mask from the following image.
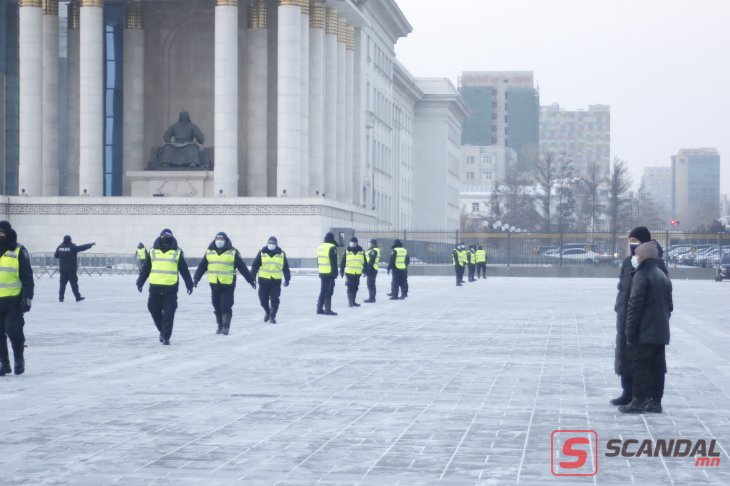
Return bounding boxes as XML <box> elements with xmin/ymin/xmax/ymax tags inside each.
<box><xmin>349</xmin><ymin>242</ymin><xmax>356</xmax><ymax>248</ymax></box>
<box><xmin>267</xmin><ymin>244</ymin><xmax>276</xmax><ymax>251</ymax></box>
<box><xmin>631</xmin><ymin>255</ymin><xmax>640</xmax><ymax>269</ymax></box>
<box><xmin>215</xmin><ymin>239</ymin><xmax>225</xmax><ymax>249</ymax></box>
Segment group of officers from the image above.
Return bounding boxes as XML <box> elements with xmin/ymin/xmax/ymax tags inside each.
<box><xmin>452</xmin><ymin>243</ymin><xmax>488</xmax><ymax>285</ymax></box>
<box><xmin>132</xmin><ymin>230</ymin><xmax>411</xmax><ymax>346</ymax></box>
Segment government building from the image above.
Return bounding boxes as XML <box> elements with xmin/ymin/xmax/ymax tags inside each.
<box><xmin>0</xmin><ymin>0</ymin><xmax>466</xmax><ymax>257</ymax></box>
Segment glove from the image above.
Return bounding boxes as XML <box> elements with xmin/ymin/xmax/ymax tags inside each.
<box><xmin>250</xmin><ymin>281</ymin><xmax>257</xmax><ymax>290</ymax></box>
<box><xmin>187</xmin><ymin>288</ymin><xmax>193</xmax><ymax>295</ymax></box>
<box><xmin>19</xmin><ymin>298</ymin><xmax>32</xmax><ymax>313</ymax></box>
<box><xmin>283</xmin><ymin>280</ymin><xmax>289</xmax><ymax>287</ymax></box>
<box><xmin>137</xmin><ymin>284</ymin><xmax>143</xmax><ymax>293</ymax></box>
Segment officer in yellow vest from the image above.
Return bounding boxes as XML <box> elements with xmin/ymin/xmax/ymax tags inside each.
<box><xmin>317</xmin><ymin>232</ymin><xmax>339</xmax><ymax>316</ymax></box>
<box><xmin>467</xmin><ymin>245</ymin><xmax>477</xmax><ymax>282</ymax></box>
<box><xmin>363</xmin><ymin>238</ymin><xmax>380</xmax><ymax>303</ymax></box>
<box><xmin>452</xmin><ymin>243</ymin><xmax>466</xmax><ymax>286</ymax></box>
<box><xmin>136</xmin><ymin>229</ymin><xmax>194</xmax><ymax>345</ymax></box>
<box><xmin>387</xmin><ymin>239</ymin><xmax>410</xmax><ymax>300</ymax></box>
<box><xmin>251</xmin><ymin>236</ymin><xmax>291</xmax><ymax>324</ymax></box>
<box><xmin>340</xmin><ymin>236</ymin><xmax>367</xmax><ymax>307</ymax></box>
<box><xmin>193</xmin><ymin>232</ymin><xmax>256</xmax><ymax>335</ymax></box>
<box><xmin>0</xmin><ymin>221</ymin><xmax>33</xmax><ymax>376</ymax></box>
<box><xmin>136</xmin><ymin>242</ymin><xmax>147</xmax><ymax>270</ymax></box>
<box><xmin>476</xmin><ymin>245</ymin><xmax>488</xmax><ymax>279</ymax></box>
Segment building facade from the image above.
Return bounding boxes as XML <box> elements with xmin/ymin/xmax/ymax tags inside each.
<box><xmin>640</xmin><ymin>166</ymin><xmax>672</xmax><ymax>219</ymax></box>
<box><xmin>460</xmin><ymin>145</ymin><xmax>516</xmax><ymax>188</ymax></box>
<box><xmin>539</xmin><ymin>103</ymin><xmax>610</xmax><ymax>181</ymax></box>
<box><xmin>459</xmin><ymin>71</ymin><xmax>539</xmax><ymax>173</ymax></box>
<box><xmin>671</xmin><ymin>148</ymin><xmax>721</xmax><ymax>228</ymax></box>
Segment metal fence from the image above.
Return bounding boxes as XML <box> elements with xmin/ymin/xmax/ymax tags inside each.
<box><xmin>351</xmin><ymin>229</ymin><xmax>730</xmax><ymax>268</ymax></box>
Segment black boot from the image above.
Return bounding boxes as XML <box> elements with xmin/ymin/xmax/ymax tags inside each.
<box><xmin>0</xmin><ymin>360</ymin><xmax>10</xmax><ymax>376</ymax></box>
<box><xmin>270</xmin><ymin>305</ymin><xmax>278</xmax><ymax>324</ymax></box>
<box><xmin>0</xmin><ymin>338</ymin><xmax>11</xmax><ymax>376</ymax></box>
<box><xmin>316</xmin><ymin>297</ymin><xmax>325</xmax><ymax>315</ymax></box>
<box><xmin>76</xmin><ymin>296</ymin><xmax>85</xmax><ymax>302</ymax></box>
<box><xmin>215</xmin><ymin>314</ymin><xmax>223</xmax><ymax>334</ymax></box>
<box><xmin>11</xmin><ymin>342</ymin><xmax>24</xmax><ymax>375</ymax></box>
<box><xmin>264</xmin><ymin>310</ymin><xmax>271</xmax><ymax>322</ymax></box>
<box><xmin>610</xmin><ymin>390</ymin><xmax>632</xmax><ymax>406</ymax></box>
<box><xmin>618</xmin><ymin>397</ymin><xmax>650</xmax><ymax>414</ymax></box>
<box><xmin>645</xmin><ymin>397</ymin><xmax>663</xmax><ymax>413</ymax></box>
<box><xmin>324</xmin><ymin>297</ymin><xmax>337</xmax><ymax>316</ymax></box>
<box><xmin>221</xmin><ymin>313</ymin><xmax>231</xmax><ymax>335</ymax></box>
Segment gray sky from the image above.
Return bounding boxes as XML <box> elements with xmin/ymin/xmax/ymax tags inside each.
<box><xmin>394</xmin><ymin>0</ymin><xmax>730</xmax><ymax>193</ymax></box>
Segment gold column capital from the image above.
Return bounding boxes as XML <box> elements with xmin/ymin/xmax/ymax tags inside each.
<box><xmin>337</xmin><ymin>17</ymin><xmax>347</xmax><ymax>44</ymax></box>
<box><xmin>80</xmin><ymin>0</ymin><xmax>104</xmax><ymax>7</ymax></box>
<box><xmin>346</xmin><ymin>25</ymin><xmax>354</xmax><ymax>51</ymax></box>
<box><xmin>247</xmin><ymin>0</ymin><xmax>268</xmax><ymax>29</ymax></box>
<box><xmin>309</xmin><ymin>1</ymin><xmax>324</xmax><ymax>29</ymax></box>
<box><xmin>42</xmin><ymin>0</ymin><xmax>58</xmax><ymax>15</ymax></box>
<box><xmin>326</xmin><ymin>8</ymin><xmax>338</xmax><ymax>35</ymax></box>
<box><xmin>125</xmin><ymin>1</ymin><xmax>143</xmax><ymax>29</ymax></box>
<box><xmin>67</xmin><ymin>0</ymin><xmax>80</xmax><ymax>29</ymax></box>
<box><xmin>19</xmin><ymin>0</ymin><xmax>42</xmax><ymax>7</ymax></box>
<box><xmin>216</xmin><ymin>0</ymin><xmax>239</xmax><ymax>6</ymax></box>
<box><xmin>300</xmin><ymin>0</ymin><xmax>309</xmax><ymax>16</ymax></box>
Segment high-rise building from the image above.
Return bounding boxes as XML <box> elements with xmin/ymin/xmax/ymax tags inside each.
<box><xmin>671</xmin><ymin>148</ymin><xmax>721</xmax><ymax>228</ymax></box>
<box><xmin>459</xmin><ymin>71</ymin><xmax>539</xmax><ymax>173</ymax></box>
<box><xmin>641</xmin><ymin>166</ymin><xmax>672</xmax><ymax>223</ymax></box>
<box><xmin>461</xmin><ymin>145</ymin><xmax>517</xmax><ymax>188</ymax></box>
<box><xmin>539</xmin><ymin>104</ymin><xmax>610</xmax><ymax>181</ymax></box>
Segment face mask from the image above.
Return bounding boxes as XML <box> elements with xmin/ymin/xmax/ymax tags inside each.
<box><xmin>631</xmin><ymin>255</ymin><xmax>640</xmax><ymax>269</ymax></box>
<box><xmin>215</xmin><ymin>239</ymin><xmax>225</xmax><ymax>249</ymax></box>
<box><xmin>267</xmin><ymin>244</ymin><xmax>276</xmax><ymax>251</ymax></box>
<box><xmin>629</xmin><ymin>243</ymin><xmax>639</xmax><ymax>255</ymax></box>
<box><xmin>349</xmin><ymin>242</ymin><xmax>356</xmax><ymax>248</ymax></box>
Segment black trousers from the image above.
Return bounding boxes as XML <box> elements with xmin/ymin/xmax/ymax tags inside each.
<box><xmin>366</xmin><ymin>272</ymin><xmax>377</xmax><ymax>300</ymax></box>
<box><xmin>468</xmin><ymin>264</ymin><xmax>476</xmax><ymax>281</ymax></box>
<box><xmin>147</xmin><ymin>291</ymin><xmax>178</xmax><ymax>340</ymax></box>
<box><xmin>345</xmin><ymin>274</ymin><xmax>361</xmax><ymax>300</ymax></box>
<box><xmin>59</xmin><ymin>270</ymin><xmax>81</xmax><ymax>300</ymax></box>
<box><xmin>477</xmin><ymin>263</ymin><xmax>487</xmax><ymax>278</ymax></box>
<box><xmin>211</xmin><ymin>284</ymin><xmax>235</xmax><ymax>323</ymax></box>
<box><xmin>0</xmin><ymin>307</ymin><xmax>25</xmax><ymax>362</ymax></box>
<box><xmin>391</xmin><ymin>269</ymin><xmax>408</xmax><ymax>297</ymax></box>
<box><xmin>258</xmin><ymin>278</ymin><xmax>282</xmax><ymax>315</ymax></box>
<box><xmin>631</xmin><ymin>344</ymin><xmax>666</xmax><ymax>399</ymax></box>
<box><xmin>318</xmin><ymin>276</ymin><xmax>336</xmax><ymax>307</ymax></box>
<box><xmin>454</xmin><ymin>265</ymin><xmax>464</xmax><ymax>284</ymax></box>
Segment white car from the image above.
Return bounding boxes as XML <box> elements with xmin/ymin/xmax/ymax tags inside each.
<box><xmin>546</xmin><ymin>248</ymin><xmax>610</xmax><ymax>263</ymax></box>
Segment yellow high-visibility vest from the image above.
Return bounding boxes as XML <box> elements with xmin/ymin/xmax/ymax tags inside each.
<box><xmin>317</xmin><ymin>242</ymin><xmax>335</xmax><ymax>275</ymax></box>
<box><xmin>345</xmin><ymin>250</ymin><xmax>366</xmax><ymax>276</ymax></box>
<box><xmin>369</xmin><ymin>247</ymin><xmax>381</xmax><ymax>271</ymax></box>
<box><xmin>259</xmin><ymin>252</ymin><xmax>285</xmax><ymax>280</ymax></box>
<box><xmin>149</xmin><ymin>249</ymin><xmax>181</xmax><ymax>286</ymax></box>
<box><xmin>0</xmin><ymin>249</ymin><xmax>22</xmax><ymax>298</ymax></box>
<box><xmin>458</xmin><ymin>249</ymin><xmax>467</xmax><ymax>266</ymax></box>
<box><xmin>394</xmin><ymin>247</ymin><xmax>408</xmax><ymax>270</ymax></box>
<box><xmin>206</xmin><ymin>249</ymin><xmax>236</xmax><ymax>285</ymax></box>
<box><xmin>468</xmin><ymin>252</ymin><xmax>476</xmax><ymax>264</ymax></box>
<box><xmin>476</xmin><ymin>249</ymin><xmax>487</xmax><ymax>263</ymax></box>
<box><xmin>136</xmin><ymin>248</ymin><xmax>147</xmax><ymax>261</ymax></box>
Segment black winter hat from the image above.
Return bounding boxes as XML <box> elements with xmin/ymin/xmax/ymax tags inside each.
<box><xmin>63</xmin><ymin>235</ymin><xmax>72</xmax><ymax>243</ymax></box>
<box><xmin>392</xmin><ymin>239</ymin><xmax>402</xmax><ymax>248</ymax></box>
<box><xmin>324</xmin><ymin>232</ymin><xmax>336</xmax><ymax>244</ymax></box>
<box><xmin>370</xmin><ymin>238</ymin><xmax>378</xmax><ymax>246</ymax></box>
<box><xmin>350</xmin><ymin>236</ymin><xmax>358</xmax><ymax>243</ymax></box>
<box><xmin>628</xmin><ymin>226</ymin><xmax>651</xmax><ymax>243</ymax></box>
<box><xmin>268</xmin><ymin>236</ymin><xmax>278</xmax><ymax>244</ymax></box>
<box><xmin>215</xmin><ymin>232</ymin><xmax>228</xmax><ymax>240</ymax></box>
<box><xmin>160</xmin><ymin>228</ymin><xmax>173</xmax><ymax>237</ymax></box>
<box><xmin>0</xmin><ymin>221</ymin><xmax>11</xmax><ymax>231</ymax></box>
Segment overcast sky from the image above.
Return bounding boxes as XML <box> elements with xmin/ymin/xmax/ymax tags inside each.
<box><xmin>394</xmin><ymin>0</ymin><xmax>730</xmax><ymax>193</ymax></box>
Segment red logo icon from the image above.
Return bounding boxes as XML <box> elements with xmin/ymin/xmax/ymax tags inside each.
<box><xmin>551</xmin><ymin>430</ymin><xmax>598</xmax><ymax>476</ymax></box>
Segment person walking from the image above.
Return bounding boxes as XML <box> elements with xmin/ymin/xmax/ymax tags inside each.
<box><xmin>387</xmin><ymin>239</ymin><xmax>410</xmax><ymax>300</ymax></box>
<box><xmin>317</xmin><ymin>232</ymin><xmax>339</xmax><ymax>315</ymax></box>
<box><xmin>619</xmin><ymin>241</ymin><xmax>673</xmax><ymax>414</ymax></box>
<box><xmin>136</xmin><ymin>242</ymin><xmax>147</xmax><ymax>270</ymax></box>
<box><xmin>467</xmin><ymin>245</ymin><xmax>477</xmax><ymax>282</ymax></box>
<box><xmin>612</xmin><ymin>226</ymin><xmax>668</xmax><ymax>406</ymax></box>
<box><xmin>136</xmin><ymin>229</ymin><xmax>194</xmax><ymax>345</ymax></box>
<box><xmin>340</xmin><ymin>237</ymin><xmax>366</xmax><ymax>307</ymax></box>
<box><xmin>363</xmin><ymin>239</ymin><xmax>380</xmax><ymax>303</ymax></box>
<box><xmin>452</xmin><ymin>243</ymin><xmax>466</xmax><ymax>286</ymax></box>
<box><xmin>54</xmin><ymin>235</ymin><xmax>95</xmax><ymax>302</ymax></box>
<box><xmin>193</xmin><ymin>232</ymin><xmax>256</xmax><ymax>335</ymax></box>
<box><xmin>251</xmin><ymin>236</ymin><xmax>291</xmax><ymax>324</ymax></box>
<box><xmin>0</xmin><ymin>221</ymin><xmax>33</xmax><ymax>376</ymax></box>
<box><xmin>476</xmin><ymin>245</ymin><xmax>487</xmax><ymax>279</ymax></box>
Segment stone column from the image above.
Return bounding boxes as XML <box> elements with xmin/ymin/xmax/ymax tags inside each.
<box><xmin>299</xmin><ymin>0</ymin><xmax>309</xmax><ymax>196</ymax></box>
<box><xmin>245</xmin><ymin>0</ymin><xmax>268</xmax><ymax>197</ymax></box>
<box><xmin>345</xmin><ymin>25</ymin><xmax>355</xmax><ymax>205</ymax></box>
<box><xmin>276</xmin><ymin>0</ymin><xmax>301</xmax><ymax>197</ymax></box>
<box><xmin>307</xmin><ymin>0</ymin><xmax>324</xmax><ymax>196</ymax></box>
<box><xmin>18</xmin><ymin>0</ymin><xmax>44</xmax><ymax>196</ymax></box>
<box><xmin>42</xmin><ymin>0</ymin><xmax>59</xmax><ymax>196</ymax></box>
<box><xmin>122</xmin><ymin>1</ymin><xmax>144</xmax><ymax>196</ymax></box>
<box><xmin>66</xmin><ymin>1</ymin><xmax>80</xmax><ymax>196</ymax></box>
<box><xmin>214</xmin><ymin>0</ymin><xmax>239</xmax><ymax>197</ymax></box>
<box><xmin>323</xmin><ymin>7</ymin><xmax>337</xmax><ymax>199</ymax></box>
<box><xmin>336</xmin><ymin>16</ymin><xmax>346</xmax><ymax>202</ymax></box>
<box><xmin>79</xmin><ymin>0</ymin><xmax>104</xmax><ymax>196</ymax></box>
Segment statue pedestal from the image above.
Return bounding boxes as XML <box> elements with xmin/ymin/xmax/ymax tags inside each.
<box><xmin>126</xmin><ymin>171</ymin><xmax>214</xmax><ymax>197</ymax></box>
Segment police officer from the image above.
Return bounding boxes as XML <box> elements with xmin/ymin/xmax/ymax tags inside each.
<box><xmin>467</xmin><ymin>245</ymin><xmax>477</xmax><ymax>282</ymax></box>
<box><xmin>340</xmin><ymin>237</ymin><xmax>366</xmax><ymax>307</ymax></box>
<box><xmin>251</xmin><ymin>236</ymin><xmax>291</xmax><ymax>324</ymax></box>
<box><xmin>363</xmin><ymin>239</ymin><xmax>380</xmax><ymax>303</ymax></box>
<box><xmin>136</xmin><ymin>229</ymin><xmax>194</xmax><ymax>345</ymax></box>
<box><xmin>387</xmin><ymin>239</ymin><xmax>410</xmax><ymax>300</ymax></box>
<box><xmin>193</xmin><ymin>232</ymin><xmax>256</xmax><ymax>335</ymax></box>
<box><xmin>0</xmin><ymin>221</ymin><xmax>33</xmax><ymax>376</ymax></box>
<box><xmin>476</xmin><ymin>245</ymin><xmax>487</xmax><ymax>279</ymax></box>
<box><xmin>452</xmin><ymin>243</ymin><xmax>466</xmax><ymax>286</ymax></box>
<box><xmin>317</xmin><ymin>232</ymin><xmax>339</xmax><ymax>316</ymax></box>
<box><xmin>136</xmin><ymin>242</ymin><xmax>147</xmax><ymax>270</ymax></box>
<box><xmin>54</xmin><ymin>235</ymin><xmax>95</xmax><ymax>302</ymax></box>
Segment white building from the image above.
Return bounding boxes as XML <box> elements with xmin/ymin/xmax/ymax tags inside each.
<box><xmin>461</xmin><ymin>146</ymin><xmax>517</xmax><ymax>187</ymax></box>
<box><xmin>641</xmin><ymin>166</ymin><xmax>672</xmax><ymax>217</ymax></box>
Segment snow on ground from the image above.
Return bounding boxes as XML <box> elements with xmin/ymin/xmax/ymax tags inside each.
<box><xmin>1</xmin><ymin>275</ymin><xmax>729</xmax><ymax>484</ymax></box>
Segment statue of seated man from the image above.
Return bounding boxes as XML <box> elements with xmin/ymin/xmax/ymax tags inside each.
<box><xmin>156</xmin><ymin>111</ymin><xmax>206</xmax><ymax>169</ymax></box>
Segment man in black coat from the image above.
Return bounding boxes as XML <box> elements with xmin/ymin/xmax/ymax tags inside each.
<box><xmin>0</xmin><ymin>221</ymin><xmax>34</xmax><ymax>376</ymax></box>
<box><xmin>363</xmin><ymin>239</ymin><xmax>380</xmax><ymax>303</ymax></box>
<box><xmin>54</xmin><ymin>235</ymin><xmax>95</xmax><ymax>302</ymax></box>
<box><xmin>387</xmin><ymin>239</ymin><xmax>410</xmax><ymax>300</ymax></box>
<box><xmin>136</xmin><ymin>229</ymin><xmax>194</xmax><ymax>345</ymax></box>
<box><xmin>619</xmin><ymin>241</ymin><xmax>673</xmax><ymax>414</ymax></box>
<box><xmin>251</xmin><ymin>236</ymin><xmax>291</xmax><ymax>324</ymax></box>
<box><xmin>316</xmin><ymin>232</ymin><xmax>339</xmax><ymax>316</ymax></box>
<box><xmin>340</xmin><ymin>236</ymin><xmax>366</xmax><ymax>308</ymax></box>
<box><xmin>612</xmin><ymin>226</ymin><xmax>668</xmax><ymax>406</ymax></box>
<box><xmin>193</xmin><ymin>232</ymin><xmax>255</xmax><ymax>335</ymax></box>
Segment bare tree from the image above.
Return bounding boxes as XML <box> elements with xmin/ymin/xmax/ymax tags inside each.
<box><xmin>502</xmin><ymin>164</ymin><xmax>539</xmax><ymax>230</ymax></box>
<box><xmin>534</xmin><ymin>151</ymin><xmax>557</xmax><ymax>231</ymax></box>
<box><xmin>608</xmin><ymin>158</ymin><xmax>633</xmax><ymax>251</ymax></box>
<box><xmin>577</xmin><ymin>160</ymin><xmax>607</xmax><ymax>233</ymax></box>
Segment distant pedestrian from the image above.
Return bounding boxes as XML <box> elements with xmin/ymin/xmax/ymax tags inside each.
<box><xmin>467</xmin><ymin>245</ymin><xmax>477</xmax><ymax>282</ymax></box>
<box><xmin>387</xmin><ymin>239</ymin><xmax>409</xmax><ymax>300</ymax></box>
<box><xmin>619</xmin><ymin>241</ymin><xmax>673</xmax><ymax>414</ymax></box>
<box><xmin>363</xmin><ymin>239</ymin><xmax>380</xmax><ymax>303</ymax></box>
<box><xmin>340</xmin><ymin>237</ymin><xmax>366</xmax><ymax>307</ymax></box>
<box><xmin>452</xmin><ymin>243</ymin><xmax>466</xmax><ymax>286</ymax></box>
<box><xmin>54</xmin><ymin>235</ymin><xmax>95</xmax><ymax>302</ymax></box>
<box><xmin>476</xmin><ymin>245</ymin><xmax>487</xmax><ymax>279</ymax></box>
<box><xmin>251</xmin><ymin>236</ymin><xmax>291</xmax><ymax>324</ymax></box>
<box><xmin>136</xmin><ymin>242</ymin><xmax>147</xmax><ymax>270</ymax></box>
<box><xmin>316</xmin><ymin>232</ymin><xmax>339</xmax><ymax>315</ymax></box>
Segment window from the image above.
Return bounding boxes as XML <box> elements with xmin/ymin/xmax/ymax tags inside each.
<box><xmin>472</xmin><ymin>202</ymin><xmax>480</xmax><ymax>212</ymax></box>
<box><xmin>466</xmin><ymin>156</ymin><xmax>475</xmax><ymax>165</ymax></box>
<box><xmin>466</xmin><ymin>172</ymin><xmax>475</xmax><ymax>180</ymax></box>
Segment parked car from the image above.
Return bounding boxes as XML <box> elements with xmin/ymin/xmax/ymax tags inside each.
<box><xmin>716</xmin><ymin>254</ymin><xmax>730</xmax><ymax>281</ymax></box>
<box><xmin>545</xmin><ymin>248</ymin><xmax>612</xmax><ymax>263</ymax></box>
